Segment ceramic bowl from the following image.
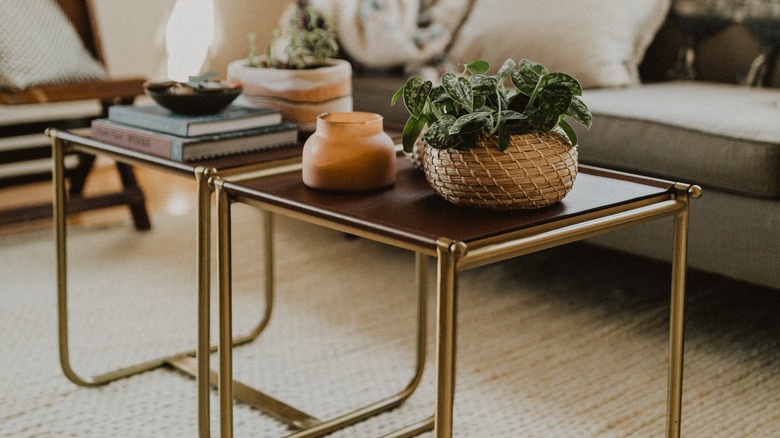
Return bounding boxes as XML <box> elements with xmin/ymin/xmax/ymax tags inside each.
<box><xmin>144</xmin><ymin>81</ymin><xmax>241</xmax><ymax>116</ymax></box>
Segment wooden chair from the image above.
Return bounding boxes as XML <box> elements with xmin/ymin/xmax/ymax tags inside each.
<box><xmin>0</xmin><ymin>0</ymin><xmax>150</xmax><ymax>229</ymax></box>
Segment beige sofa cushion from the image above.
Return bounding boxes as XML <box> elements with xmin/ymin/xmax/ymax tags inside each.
<box><xmin>448</xmin><ymin>0</ymin><xmax>670</xmax><ymax>88</ymax></box>
<box><xmin>575</xmin><ymin>82</ymin><xmax>780</xmax><ymax>198</ymax></box>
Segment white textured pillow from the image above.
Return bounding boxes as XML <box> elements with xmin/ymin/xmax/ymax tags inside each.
<box><xmin>0</xmin><ymin>0</ymin><xmax>107</xmax><ymax>90</ymax></box>
<box><xmin>448</xmin><ymin>0</ymin><xmax>671</xmax><ymax>88</ymax></box>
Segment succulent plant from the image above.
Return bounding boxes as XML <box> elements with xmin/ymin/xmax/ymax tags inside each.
<box><xmin>247</xmin><ymin>4</ymin><xmax>338</xmax><ymax>70</ymax></box>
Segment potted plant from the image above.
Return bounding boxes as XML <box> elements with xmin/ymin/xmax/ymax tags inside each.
<box><xmin>392</xmin><ymin>58</ymin><xmax>592</xmax><ymax>210</ymax></box>
<box><xmin>226</xmin><ymin>3</ymin><xmax>352</xmax><ymax>132</ymax></box>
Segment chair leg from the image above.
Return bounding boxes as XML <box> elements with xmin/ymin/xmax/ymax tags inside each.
<box><xmin>115</xmin><ymin>162</ymin><xmax>151</xmax><ymax>230</ymax></box>
<box><xmin>67</xmin><ymin>152</ymin><xmax>95</xmax><ymax>197</ymax></box>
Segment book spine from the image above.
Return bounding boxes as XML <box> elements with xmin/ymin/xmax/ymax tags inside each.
<box><xmin>107</xmin><ymin>107</ymin><xmax>189</xmax><ymax>136</ymax></box>
<box><xmin>90</xmin><ymin>122</ymin><xmax>177</xmax><ymax>158</ymax></box>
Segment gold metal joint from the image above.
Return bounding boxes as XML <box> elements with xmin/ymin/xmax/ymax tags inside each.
<box><xmin>201</xmin><ymin>167</ymin><xmax>218</xmax><ymax>189</ymax></box>
<box><xmin>213</xmin><ymin>176</ymin><xmax>226</xmax><ymax>192</ymax></box>
<box><xmin>449</xmin><ymin>241</ymin><xmax>468</xmax><ymax>259</ymax></box>
<box><xmin>688</xmin><ymin>185</ymin><xmax>703</xmax><ymax>200</ymax></box>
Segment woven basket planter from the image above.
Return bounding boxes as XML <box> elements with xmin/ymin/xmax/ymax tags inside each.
<box><xmin>405</xmin><ymin>137</ymin><xmax>426</xmax><ymax>171</ymax></box>
<box><xmin>422</xmin><ymin>131</ymin><xmax>578</xmax><ymax>210</ymax></box>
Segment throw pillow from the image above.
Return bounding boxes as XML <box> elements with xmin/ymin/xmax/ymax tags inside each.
<box><xmin>447</xmin><ymin>0</ymin><xmax>671</xmax><ymax>88</ymax></box>
<box><xmin>0</xmin><ymin>0</ymin><xmax>107</xmax><ymax>90</ymax></box>
<box><xmin>305</xmin><ymin>0</ymin><xmax>470</xmax><ymax>70</ymax></box>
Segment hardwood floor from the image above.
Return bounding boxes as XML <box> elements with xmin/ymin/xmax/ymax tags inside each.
<box><xmin>0</xmin><ymin>160</ymin><xmax>197</xmax><ymax>237</ymax></box>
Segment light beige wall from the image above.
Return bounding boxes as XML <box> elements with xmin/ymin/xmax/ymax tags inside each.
<box><xmin>90</xmin><ymin>0</ymin><xmax>291</xmax><ymax>80</ymax></box>
<box><xmin>205</xmin><ymin>0</ymin><xmax>292</xmax><ymax>77</ymax></box>
<box><xmin>89</xmin><ymin>0</ymin><xmax>175</xmax><ymax>80</ymax></box>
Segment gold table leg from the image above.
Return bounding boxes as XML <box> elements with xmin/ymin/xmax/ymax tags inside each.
<box><xmin>216</xmin><ymin>179</ymin><xmax>234</xmax><ymax>438</ymax></box>
<box><xmin>407</xmin><ymin>190</ymin><xmax>700</xmax><ymax>438</ymax></box>
<box><xmin>432</xmin><ymin>239</ymin><xmax>462</xmax><ymax>438</ymax></box>
<box><xmin>666</xmin><ymin>184</ymin><xmax>700</xmax><ymax>438</ymax></box>
<box><xmin>195</xmin><ymin>166</ymin><xmax>213</xmax><ymax>437</ymax></box>
<box><xmin>215</xmin><ymin>179</ymin><xmax>430</xmax><ymax>438</ymax></box>
<box><xmin>53</xmin><ymin>135</ymin><xmax>174</xmax><ymax>386</ymax></box>
<box><xmin>51</xmin><ymin>139</ymin><xmax>274</xmax><ymax>438</ymax></box>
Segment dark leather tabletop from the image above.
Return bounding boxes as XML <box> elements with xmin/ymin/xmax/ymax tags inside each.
<box><xmin>222</xmin><ymin>159</ymin><xmax>675</xmax><ymax>251</ymax></box>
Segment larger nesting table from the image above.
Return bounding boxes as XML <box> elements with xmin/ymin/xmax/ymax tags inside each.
<box><xmin>213</xmin><ymin>158</ymin><xmax>701</xmax><ymax>437</ymax></box>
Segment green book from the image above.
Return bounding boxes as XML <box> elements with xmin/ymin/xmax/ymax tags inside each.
<box><xmin>107</xmin><ymin>104</ymin><xmax>283</xmax><ymax>137</ymax></box>
<box><xmin>91</xmin><ymin>119</ymin><xmax>298</xmax><ymax>161</ymax></box>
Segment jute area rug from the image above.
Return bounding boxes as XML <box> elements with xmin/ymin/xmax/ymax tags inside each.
<box><xmin>2</xmin><ymin>206</ymin><xmax>779</xmax><ymax>437</ymax></box>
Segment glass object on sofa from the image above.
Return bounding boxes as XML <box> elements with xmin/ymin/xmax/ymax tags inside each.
<box><xmin>668</xmin><ymin>0</ymin><xmax>733</xmax><ymax>80</ymax></box>
<box><xmin>740</xmin><ymin>0</ymin><xmax>780</xmax><ymax>86</ymax></box>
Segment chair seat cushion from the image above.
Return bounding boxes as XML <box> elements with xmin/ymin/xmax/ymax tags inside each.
<box><xmin>575</xmin><ymin>82</ymin><xmax>780</xmax><ymax>198</ymax></box>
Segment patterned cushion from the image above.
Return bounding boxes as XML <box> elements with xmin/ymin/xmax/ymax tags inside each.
<box><xmin>669</xmin><ymin>0</ymin><xmax>780</xmax><ymax>85</ymax></box>
<box><xmin>0</xmin><ymin>0</ymin><xmax>106</xmax><ymax>90</ymax></box>
<box><xmin>667</xmin><ymin>0</ymin><xmax>732</xmax><ymax>79</ymax></box>
<box><xmin>741</xmin><ymin>0</ymin><xmax>780</xmax><ymax>86</ymax></box>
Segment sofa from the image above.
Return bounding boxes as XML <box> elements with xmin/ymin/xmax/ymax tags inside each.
<box><xmin>349</xmin><ymin>1</ymin><xmax>780</xmax><ymax>290</ymax></box>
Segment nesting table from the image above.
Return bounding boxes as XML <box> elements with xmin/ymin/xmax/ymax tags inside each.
<box><xmin>47</xmin><ymin>127</ymin><xmax>699</xmax><ymax>437</ymax></box>
<box><xmin>213</xmin><ymin>158</ymin><xmax>700</xmax><ymax>438</ymax></box>
<box><xmin>47</xmin><ymin>128</ymin><xmax>303</xmax><ymax>437</ymax></box>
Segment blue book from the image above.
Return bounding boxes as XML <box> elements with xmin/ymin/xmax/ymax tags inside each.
<box><xmin>107</xmin><ymin>104</ymin><xmax>283</xmax><ymax>137</ymax></box>
<box><xmin>91</xmin><ymin>119</ymin><xmax>298</xmax><ymax>161</ymax></box>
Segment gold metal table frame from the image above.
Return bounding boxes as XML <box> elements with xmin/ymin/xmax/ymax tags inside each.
<box><xmin>48</xmin><ymin>128</ymin><xmax>306</xmax><ymax>437</ymax></box>
<box><xmin>212</xmin><ymin>165</ymin><xmax>430</xmax><ymax>438</ymax></box>
<box><xmin>214</xmin><ymin>160</ymin><xmax>701</xmax><ymax>438</ymax></box>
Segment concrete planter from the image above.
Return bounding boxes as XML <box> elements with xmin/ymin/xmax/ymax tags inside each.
<box><xmin>226</xmin><ymin>58</ymin><xmax>352</xmax><ymax>132</ymax></box>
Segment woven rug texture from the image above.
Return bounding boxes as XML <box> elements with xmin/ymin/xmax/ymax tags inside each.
<box><xmin>1</xmin><ymin>206</ymin><xmax>780</xmax><ymax>437</ymax></box>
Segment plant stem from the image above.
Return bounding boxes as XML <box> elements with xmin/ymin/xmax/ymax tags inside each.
<box><xmin>490</xmin><ymin>88</ymin><xmax>502</xmax><ymax>135</ymax></box>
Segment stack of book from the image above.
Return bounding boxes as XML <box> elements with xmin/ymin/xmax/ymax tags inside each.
<box><xmin>91</xmin><ymin>104</ymin><xmax>298</xmax><ymax>161</ymax></box>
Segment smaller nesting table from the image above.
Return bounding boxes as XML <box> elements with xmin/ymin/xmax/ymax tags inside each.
<box><xmin>47</xmin><ymin>128</ymin><xmax>303</xmax><ymax>437</ymax></box>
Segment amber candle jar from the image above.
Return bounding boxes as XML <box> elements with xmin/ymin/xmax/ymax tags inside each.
<box><xmin>302</xmin><ymin>112</ymin><xmax>396</xmax><ymax>191</ymax></box>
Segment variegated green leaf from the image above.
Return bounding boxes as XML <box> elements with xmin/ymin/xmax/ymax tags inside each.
<box><xmin>537</xmin><ymin>89</ymin><xmax>573</xmax><ymax>118</ymax></box>
<box><xmin>470</xmin><ymin>74</ymin><xmax>498</xmax><ymax>96</ymax></box>
<box><xmin>472</xmin><ymin>95</ymin><xmax>487</xmax><ymax>110</ymax></box>
<box><xmin>497</xmin><ymin>122</ymin><xmax>511</xmax><ymax>151</ymax></box>
<box><xmin>557</xmin><ymin>119</ymin><xmax>578</xmax><ymax>147</ymax></box>
<box><xmin>497</xmin><ymin>58</ymin><xmax>516</xmax><ymax>82</ymax></box>
<box><xmin>565</xmin><ymin>96</ymin><xmax>592</xmax><ymax>128</ymax></box>
<box><xmin>465</xmin><ymin>59</ymin><xmax>490</xmax><ymax>75</ymax></box>
<box><xmin>526</xmin><ymin>106</ymin><xmax>560</xmax><ymax>132</ymax></box>
<box><xmin>449</xmin><ymin>111</ymin><xmax>491</xmax><ymax>135</ymax></box>
<box><xmin>441</xmin><ymin>72</ymin><xmax>473</xmax><ymax>111</ymax></box>
<box><xmin>507</xmin><ymin>93</ymin><xmax>530</xmax><ymax>112</ymax></box>
<box><xmin>429</xmin><ymin>85</ymin><xmax>447</xmax><ymax>101</ymax></box>
<box><xmin>519</xmin><ymin>58</ymin><xmax>548</xmax><ymax>77</ymax></box>
<box><xmin>539</xmin><ymin>72</ymin><xmax>582</xmax><ymax>96</ymax></box>
<box><xmin>402</xmin><ymin>76</ymin><xmax>432</xmax><ymax>119</ymax></box>
<box><xmin>510</xmin><ymin>70</ymin><xmax>538</xmax><ymax>96</ymax></box>
<box><xmin>422</xmin><ymin>115</ymin><xmax>463</xmax><ymax>149</ymax></box>
<box><xmin>498</xmin><ymin>110</ymin><xmax>526</xmax><ymax>121</ymax></box>
<box><xmin>391</xmin><ymin>84</ymin><xmax>404</xmax><ymax>106</ymax></box>
<box><xmin>455</xmin><ymin>131</ymin><xmax>478</xmax><ymax>150</ymax></box>
<box><xmin>401</xmin><ymin>113</ymin><xmax>428</xmax><ymax>153</ymax></box>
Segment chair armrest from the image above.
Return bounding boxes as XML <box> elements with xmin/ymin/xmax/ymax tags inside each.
<box><xmin>0</xmin><ymin>77</ymin><xmax>146</xmax><ymax>104</ymax></box>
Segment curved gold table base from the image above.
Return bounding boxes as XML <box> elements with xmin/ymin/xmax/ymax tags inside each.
<box><xmin>215</xmin><ymin>181</ymin><xmax>431</xmax><ymax>437</ymax></box>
